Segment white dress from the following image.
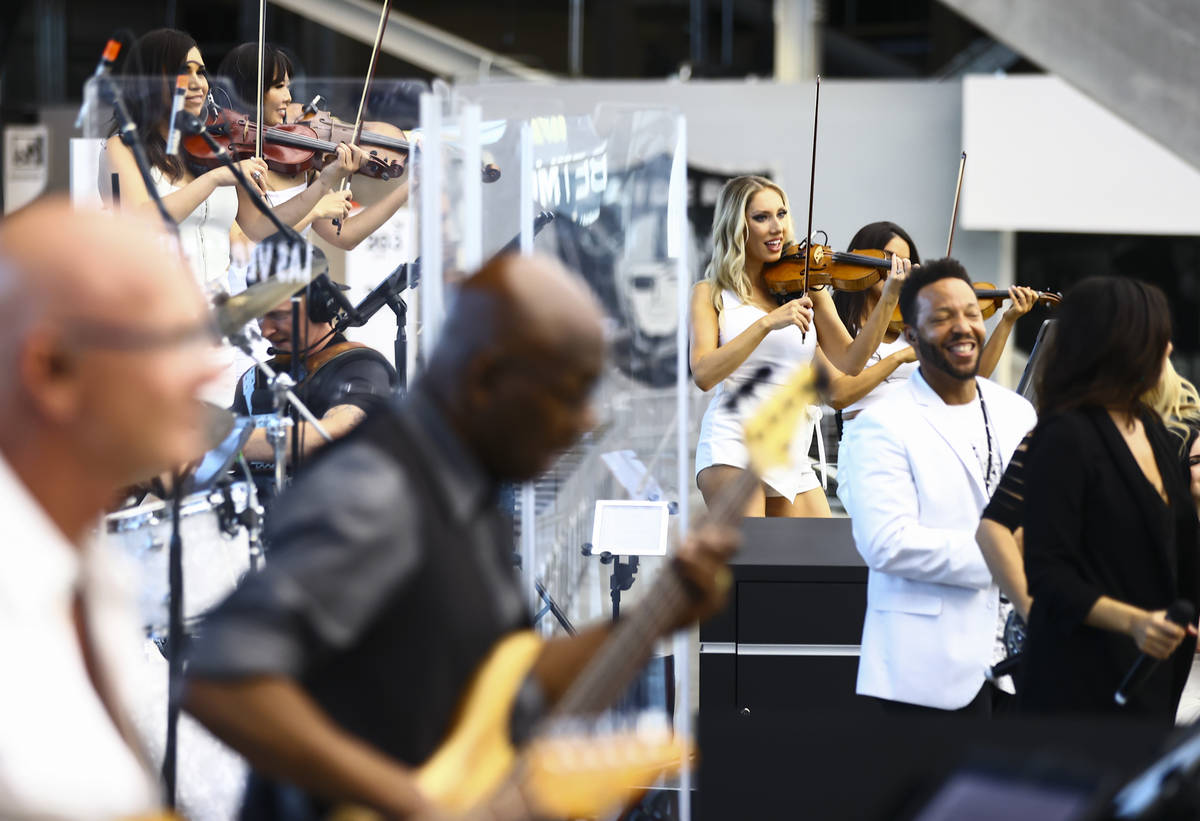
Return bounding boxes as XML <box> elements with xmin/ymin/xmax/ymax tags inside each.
<box><xmin>228</xmin><ymin>180</ymin><xmax>310</xmax><ymax>294</ymax></box>
<box><xmin>148</xmin><ymin>167</ymin><xmax>240</xmax><ymax>296</ymax></box>
<box><xmin>839</xmin><ymin>335</ymin><xmax>918</xmax><ymax>445</ymax></box>
<box><xmin>96</xmin><ymin>143</ymin><xmax>239</xmax><ymax>295</ymax></box>
<box><xmin>97</xmin><ymin>145</ymin><xmax>244</xmax><ymax>406</ymax></box>
<box><xmin>695</xmin><ymin>289</ymin><xmax>821</xmax><ymax>501</ymax></box>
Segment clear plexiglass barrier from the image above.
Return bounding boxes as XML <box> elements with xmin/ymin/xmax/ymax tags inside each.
<box><xmin>75</xmin><ymin>72</ymin><xmax>694</xmax><ymax>813</ymax></box>
<box><xmin>421</xmin><ymin>86</ymin><xmax>693</xmax><ymax>805</ymax></box>
<box><xmin>79</xmin><ymin>76</ymin><xmax>426</xmax><ymax>380</ymax></box>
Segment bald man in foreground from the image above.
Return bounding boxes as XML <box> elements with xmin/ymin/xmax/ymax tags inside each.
<box><xmin>0</xmin><ymin>199</ymin><xmax>220</xmax><ymax>818</ymax></box>
<box><xmin>185</xmin><ymin>253</ymin><xmax>738</xmax><ymax>819</ymax></box>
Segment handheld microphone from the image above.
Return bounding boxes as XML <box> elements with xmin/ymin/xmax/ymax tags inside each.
<box><xmin>75</xmin><ymin>37</ymin><xmax>123</xmax><ymax>128</ymax></box>
<box><xmin>1114</xmin><ymin>599</ymin><xmax>1195</xmax><ymax>706</ymax></box>
<box><xmin>165</xmin><ymin>74</ymin><xmax>189</xmax><ymax>156</ymax></box>
<box><xmin>986</xmin><ymin>653</ymin><xmax>1023</xmax><ymax>684</ymax></box>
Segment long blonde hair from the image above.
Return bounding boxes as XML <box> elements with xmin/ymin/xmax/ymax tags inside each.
<box><xmin>703</xmin><ymin>175</ymin><xmax>795</xmax><ymax>313</ymax></box>
<box><xmin>1145</xmin><ymin>357</ymin><xmax>1200</xmax><ymax>439</ymax></box>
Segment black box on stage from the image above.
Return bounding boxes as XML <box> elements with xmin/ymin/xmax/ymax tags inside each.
<box><xmin>695</xmin><ymin>517</ymin><xmax>1179</xmax><ymax>820</ymax></box>
<box><xmin>699</xmin><ymin>517</ymin><xmax>868</xmax><ymax>717</ymax></box>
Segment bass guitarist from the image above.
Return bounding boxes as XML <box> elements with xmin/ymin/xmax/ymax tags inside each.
<box><xmin>184</xmin><ymin>253</ymin><xmax>738</xmax><ymax>819</ymax></box>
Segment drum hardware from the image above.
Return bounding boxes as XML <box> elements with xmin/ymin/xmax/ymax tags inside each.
<box><xmin>104</xmin><ymin>482</ymin><xmax>254</xmax><ymax>636</ymax></box>
<box><xmin>222</xmin><ymin>322</ymin><xmax>331</xmax><ymax>495</ymax></box>
<box><xmin>236</xmin><ymin>453</ymin><xmax>266</xmax><ymax>572</ymax></box>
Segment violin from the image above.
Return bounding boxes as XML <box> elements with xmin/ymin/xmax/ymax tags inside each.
<box><xmin>763</xmin><ymin>241</ymin><xmax>892</xmax><ymax>301</ymax></box>
<box><xmin>182</xmin><ymin>108</ymin><xmax>406</xmax><ymax>179</ymax></box>
<box><xmin>296</xmin><ymin>105</ymin><xmax>502</xmax><ymax>184</ymax></box>
<box><xmin>886</xmin><ymin>284</ymin><xmax>1062</xmax><ymax>333</ymax></box>
<box><xmin>294</xmin><ymin>108</ymin><xmax>412</xmax><ymax>176</ymax></box>
<box><xmin>974</xmin><ymin>284</ymin><xmax>1062</xmax><ymax>317</ymax></box>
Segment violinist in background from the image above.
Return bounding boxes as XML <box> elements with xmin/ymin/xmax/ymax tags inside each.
<box><xmin>98</xmin><ymin>29</ymin><xmax>359</xmax><ymax>295</ymax></box>
<box><xmin>217</xmin><ymin>43</ymin><xmax>412</xmax><ymax>253</ymax></box>
<box><xmin>690</xmin><ymin>176</ymin><xmax>908</xmax><ymax>518</ymax></box>
<box><xmin>828</xmin><ymin>220</ymin><xmax>1037</xmax><ymax>445</ymax></box>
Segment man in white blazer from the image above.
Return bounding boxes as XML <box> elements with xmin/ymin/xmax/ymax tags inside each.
<box><xmin>838</xmin><ymin>259</ymin><xmax>1037</xmax><ymax>713</ymax></box>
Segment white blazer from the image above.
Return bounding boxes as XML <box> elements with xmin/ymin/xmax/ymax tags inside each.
<box><xmin>837</xmin><ymin>370</ymin><xmax>1036</xmax><ymax>709</ymax></box>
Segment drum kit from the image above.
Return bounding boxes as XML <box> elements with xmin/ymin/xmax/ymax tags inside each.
<box><xmin>101</xmin><ymin>271</ymin><xmax>335</xmax><ymax>639</ymax></box>
<box><xmin>94</xmin><ymin>268</ymin><xmax>350</xmax><ymax>819</ymax></box>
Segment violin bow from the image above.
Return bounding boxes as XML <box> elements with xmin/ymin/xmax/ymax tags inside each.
<box><xmin>800</xmin><ymin>74</ymin><xmax>820</xmax><ymax>342</ymax></box>
<box><xmin>946</xmin><ymin>150</ymin><xmax>966</xmax><ymax>257</ymax></box>
<box><xmin>335</xmin><ymin>0</ymin><xmax>393</xmax><ymax>235</ymax></box>
<box><xmin>255</xmin><ymin>0</ymin><xmax>266</xmax><ymax>159</ymax></box>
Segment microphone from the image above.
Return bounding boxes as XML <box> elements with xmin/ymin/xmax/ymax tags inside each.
<box><xmin>165</xmin><ymin>74</ymin><xmax>190</xmax><ymax>156</ymax></box>
<box><xmin>986</xmin><ymin>653</ymin><xmax>1022</xmax><ymax>684</ymax></box>
<box><xmin>1114</xmin><ymin>599</ymin><xmax>1195</xmax><ymax>706</ymax></box>
<box><xmin>301</xmin><ymin>95</ymin><xmax>325</xmax><ymax>118</ymax></box>
<box><xmin>75</xmin><ymin>37</ymin><xmax>123</xmax><ymax>128</ymax></box>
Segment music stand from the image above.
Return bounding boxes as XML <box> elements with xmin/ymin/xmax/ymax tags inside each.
<box><xmin>589</xmin><ymin>500</ymin><xmax>670</xmax><ymax>621</ymax></box>
<box><xmin>1017</xmin><ymin>318</ymin><xmax>1056</xmax><ymax>405</ymax></box>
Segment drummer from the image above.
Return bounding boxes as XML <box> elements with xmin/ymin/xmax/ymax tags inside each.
<box><xmin>233</xmin><ymin>253</ymin><xmax>396</xmax><ymax>475</ymax></box>
<box><xmin>0</xmin><ymin>198</ymin><xmax>220</xmax><ymax>818</ymax></box>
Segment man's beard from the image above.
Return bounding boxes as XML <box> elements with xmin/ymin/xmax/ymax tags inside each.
<box><xmin>916</xmin><ymin>332</ymin><xmax>980</xmax><ymax>381</ymax></box>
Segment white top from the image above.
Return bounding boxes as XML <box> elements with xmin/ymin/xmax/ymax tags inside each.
<box><xmin>228</xmin><ymin>180</ymin><xmax>310</xmax><ymax>295</ymax></box>
<box><xmin>97</xmin><ymin>143</ymin><xmax>238</xmax><ymax>295</ymax></box>
<box><xmin>717</xmin><ymin>288</ymin><xmax>814</xmax><ymax>388</ymax></box>
<box><xmin>695</xmin><ymin>289</ymin><xmax>822</xmax><ymax>501</ymax></box>
<box><xmin>264</xmin><ymin>180</ymin><xmax>310</xmax><ymax>211</ymax></box>
<box><xmin>939</xmin><ymin>395</ymin><xmax>1002</xmax><ymax>496</ymax></box>
<box><xmin>149</xmin><ymin>166</ymin><xmax>239</xmax><ymax>295</ymax></box>
<box><xmin>0</xmin><ymin>455</ymin><xmax>161</xmax><ymax>820</ymax></box>
<box><xmin>841</xmin><ymin>335</ymin><xmax>917</xmax><ymax>417</ymax></box>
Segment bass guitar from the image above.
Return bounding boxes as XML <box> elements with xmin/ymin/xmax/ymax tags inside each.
<box><xmin>331</xmin><ymin>362</ymin><xmax>827</xmax><ymax>820</ymax></box>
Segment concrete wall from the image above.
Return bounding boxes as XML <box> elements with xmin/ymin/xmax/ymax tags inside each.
<box><xmin>458</xmin><ymin>78</ymin><xmax>1008</xmax><ymax>289</ymax></box>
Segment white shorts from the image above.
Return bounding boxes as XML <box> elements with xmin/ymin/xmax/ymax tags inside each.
<box><xmin>695</xmin><ymin>388</ymin><xmax>822</xmax><ymax>502</ymax></box>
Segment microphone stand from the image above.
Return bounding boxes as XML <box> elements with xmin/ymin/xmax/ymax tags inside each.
<box><xmin>97</xmin><ymin>74</ymin><xmax>177</xmax><ymax>236</ymax></box>
<box><xmin>332</xmin><ymin>260</ymin><xmax>409</xmax><ymax>392</ymax></box>
<box><xmin>289</xmin><ymin>297</ymin><xmax>303</xmax><ymax>474</ymax></box>
<box><xmin>176</xmin><ymin>112</ymin><xmax>305</xmax><ymax>250</ymax></box>
<box><xmin>227</xmin><ymin>326</ymin><xmax>332</xmax><ymax>494</ymax></box>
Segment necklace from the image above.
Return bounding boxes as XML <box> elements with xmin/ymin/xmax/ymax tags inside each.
<box><xmin>976</xmin><ymin>379</ymin><xmax>996</xmax><ymax>493</ymax></box>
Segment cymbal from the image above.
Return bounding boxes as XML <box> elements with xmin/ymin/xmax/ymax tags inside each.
<box><xmin>214</xmin><ymin>278</ymin><xmax>306</xmax><ymax>338</ymax></box>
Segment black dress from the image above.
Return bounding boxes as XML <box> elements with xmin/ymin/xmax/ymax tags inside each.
<box><xmin>1019</xmin><ymin>407</ymin><xmax>1199</xmax><ymax>722</ymax></box>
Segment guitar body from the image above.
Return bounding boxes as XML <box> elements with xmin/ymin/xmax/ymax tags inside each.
<box><xmin>416</xmin><ymin>630</ymin><xmax>543</xmax><ymax>810</ymax></box>
<box><xmin>416</xmin><ymin>630</ymin><xmax>688</xmax><ymax>818</ymax></box>
<box><xmin>331</xmin><ymin>629</ymin><xmax>687</xmax><ymax>820</ymax></box>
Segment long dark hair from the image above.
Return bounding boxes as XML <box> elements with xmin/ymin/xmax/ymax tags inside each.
<box><xmin>832</xmin><ymin>221</ymin><xmax>920</xmax><ymax>337</ymax></box>
<box><xmin>112</xmin><ymin>28</ymin><xmax>199</xmax><ymax>183</ymax></box>
<box><xmin>216</xmin><ymin>42</ymin><xmax>295</xmax><ymax>111</ymax></box>
<box><xmin>1036</xmin><ymin>276</ymin><xmax>1171</xmax><ymax>417</ymax></box>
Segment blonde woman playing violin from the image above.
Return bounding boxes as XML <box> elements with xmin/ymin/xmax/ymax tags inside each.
<box><xmin>690</xmin><ymin>176</ymin><xmax>908</xmax><ymax>518</ymax></box>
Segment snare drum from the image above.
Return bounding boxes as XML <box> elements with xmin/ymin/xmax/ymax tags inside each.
<box><xmin>104</xmin><ymin>483</ymin><xmax>252</xmax><ymax>636</ymax></box>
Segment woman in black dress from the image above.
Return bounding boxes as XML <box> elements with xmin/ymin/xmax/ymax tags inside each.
<box><xmin>1020</xmin><ymin>276</ymin><xmax>1199</xmax><ymax>722</ymax></box>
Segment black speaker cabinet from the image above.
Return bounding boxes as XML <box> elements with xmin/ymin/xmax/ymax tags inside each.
<box><xmin>699</xmin><ymin>517</ymin><xmax>869</xmax><ymax>716</ymax></box>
